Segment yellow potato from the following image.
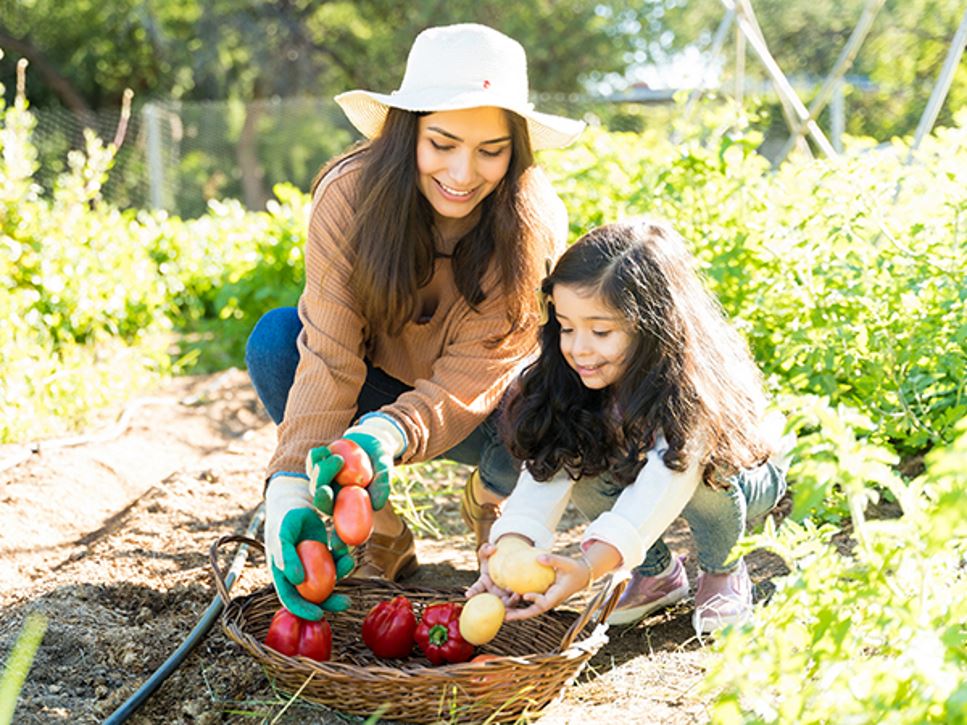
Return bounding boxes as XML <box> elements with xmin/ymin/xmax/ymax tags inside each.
<box><xmin>459</xmin><ymin>593</ymin><xmax>506</xmax><ymax>645</ymax></box>
<box><xmin>487</xmin><ymin>536</ymin><xmax>529</xmax><ymax>589</ymax></box>
<box><xmin>490</xmin><ymin>542</ymin><xmax>555</xmax><ymax>595</ymax></box>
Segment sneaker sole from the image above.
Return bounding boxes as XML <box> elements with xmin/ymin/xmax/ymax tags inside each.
<box><xmin>692</xmin><ymin>608</ymin><xmax>752</xmax><ymax>635</ymax></box>
<box><xmin>606</xmin><ymin>583</ymin><xmax>690</xmax><ymax>626</ymax></box>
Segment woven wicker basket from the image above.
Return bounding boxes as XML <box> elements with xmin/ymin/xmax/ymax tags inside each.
<box><xmin>210</xmin><ymin>535</ymin><xmax>625</xmax><ymax>723</ymax></box>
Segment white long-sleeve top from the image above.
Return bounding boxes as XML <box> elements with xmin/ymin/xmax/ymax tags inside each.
<box><xmin>489</xmin><ymin>434</ymin><xmax>702</xmax><ymax>574</ymax></box>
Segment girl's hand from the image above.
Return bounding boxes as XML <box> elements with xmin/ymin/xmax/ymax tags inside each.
<box><xmin>503</xmin><ymin>552</ymin><xmax>592</xmax><ymax>622</ymax></box>
<box><xmin>465</xmin><ymin>543</ymin><xmax>521</xmax><ymax>607</ymax></box>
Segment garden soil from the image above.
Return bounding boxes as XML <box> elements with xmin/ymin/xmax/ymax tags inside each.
<box><xmin>0</xmin><ymin>369</ymin><xmax>789</xmax><ymax>724</ymax></box>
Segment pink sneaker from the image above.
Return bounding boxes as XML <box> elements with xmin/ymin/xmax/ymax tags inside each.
<box><xmin>607</xmin><ymin>556</ymin><xmax>689</xmax><ymax>626</ymax></box>
<box><xmin>692</xmin><ymin>559</ymin><xmax>753</xmax><ymax>635</ymax></box>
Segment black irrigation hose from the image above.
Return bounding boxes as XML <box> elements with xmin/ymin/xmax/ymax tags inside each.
<box><xmin>102</xmin><ymin>503</ymin><xmax>265</xmax><ymax>725</ymax></box>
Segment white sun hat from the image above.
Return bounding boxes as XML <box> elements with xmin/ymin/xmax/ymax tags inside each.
<box><xmin>334</xmin><ymin>23</ymin><xmax>586</xmax><ymax>150</ymax></box>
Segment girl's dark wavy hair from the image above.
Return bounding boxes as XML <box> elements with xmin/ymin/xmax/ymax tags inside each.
<box><xmin>502</xmin><ymin>218</ymin><xmax>774</xmax><ymax>488</ymax></box>
<box><xmin>311</xmin><ymin>108</ymin><xmax>549</xmax><ymax>344</ymax></box>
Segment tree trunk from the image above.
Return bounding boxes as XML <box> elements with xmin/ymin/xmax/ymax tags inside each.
<box><xmin>236</xmin><ymin>99</ymin><xmax>270</xmax><ymax>211</ymax></box>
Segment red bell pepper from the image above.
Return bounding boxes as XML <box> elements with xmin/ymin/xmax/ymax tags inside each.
<box><xmin>361</xmin><ymin>595</ymin><xmax>417</xmax><ymax>659</ymax></box>
<box><xmin>263</xmin><ymin>607</ymin><xmax>332</xmax><ymax>662</ymax></box>
<box><xmin>414</xmin><ymin>602</ymin><xmax>474</xmax><ymax>665</ymax></box>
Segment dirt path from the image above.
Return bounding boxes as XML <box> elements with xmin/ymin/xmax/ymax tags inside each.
<box><xmin>0</xmin><ymin>370</ymin><xmax>785</xmax><ymax>723</ymax></box>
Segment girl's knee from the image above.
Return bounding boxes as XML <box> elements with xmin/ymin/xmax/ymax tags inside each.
<box><xmin>740</xmin><ymin>461</ymin><xmax>787</xmax><ymax>520</ymax></box>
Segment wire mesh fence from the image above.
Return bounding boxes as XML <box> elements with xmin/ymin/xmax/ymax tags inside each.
<box><xmin>25</xmin><ymin>87</ymin><xmax>845</xmax><ymax>219</ymax></box>
<box><xmin>26</xmin><ymin>95</ymin><xmax>617</xmax><ymax>217</ymax></box>
<box><xmin>28</xmin><ymin>95</ymin><xmax>360</xmax><ymax>218</ymax></box>
<box><xmin>25</xmin><ymin>91</ymin><xmax>667</xmax><ymax>218</ymax></box>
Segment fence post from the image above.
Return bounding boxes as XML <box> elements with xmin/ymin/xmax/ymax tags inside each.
<box><xmin>909</xmin><ymin>8</ymin><xmax>967</xmax><ymax>159</ymax></box>
<box><xmin>831</xmin><ymin>79</ymin><xmax>845</xmax><ymax>153</ymax></box>
<box><xmin>143</xmin><ymin>101</ymin><xmax>166</xmax><ymax>211</ymax></box>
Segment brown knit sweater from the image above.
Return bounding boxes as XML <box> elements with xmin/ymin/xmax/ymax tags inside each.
<box><xmin>267</xmin><ymin>158</ymin><xmax>568</xmax><ymax>477</ymax></box>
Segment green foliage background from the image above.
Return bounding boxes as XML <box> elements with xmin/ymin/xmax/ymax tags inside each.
<box><xmin>2</xmin><ymin>3</ymin><xmax>965</xmax><ymax>720</ymax></box>
<box><xmin>4</xmin><ymin>1</ymin><xmax>966</xmax><ymax>216</ymax></box>
<box><xmin>2</xmin><ymin>62</ymin><xmax>966</xmax><ymax>724</ymax></box>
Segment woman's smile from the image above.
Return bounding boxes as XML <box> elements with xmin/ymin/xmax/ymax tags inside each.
<box><xmin>434</xmin><ymin>178</ymin><xmax>478</xmax><ymax>201</ymax></box>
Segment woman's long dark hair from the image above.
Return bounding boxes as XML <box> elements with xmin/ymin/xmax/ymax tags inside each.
<box><xmin>312</xmin><ymin>108</ymin><xmax>549</xmax><ymax>342</ymax></box>
<box><xmin>502</xmin><ymin>218</ymin><xmax>774</xmax><ymax>488</ymax></box>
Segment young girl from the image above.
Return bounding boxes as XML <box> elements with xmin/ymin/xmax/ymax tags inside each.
<box><xmin>248</xmin><ymin>23</ymin><xmax>585</xmax><ymax>621</ymax></box>
<box><xmin>468</xmin><ymin>218</ymin><xmax>790</xmax><ymax>635</ymax></box>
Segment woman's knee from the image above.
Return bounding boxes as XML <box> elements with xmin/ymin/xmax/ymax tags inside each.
<box><xmin>477</xmin><ymin>454</ymin><xmax>521</xmax><ymax>498</ymax></box>
<box><xmin>245</xmin><ymin>307</ymin><xmax>302</xmax><ymax>424</ymax></box>
<box><xmin>245</xmin><ymin>307</ymin><xmax>301</xmax><ymax>373</ymax></box>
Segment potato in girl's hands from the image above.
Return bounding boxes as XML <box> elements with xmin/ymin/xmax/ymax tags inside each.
<box><xmin>488</xmin><ymin>539</ymin><xmax>555</xmax><ymax>595</ymax></box>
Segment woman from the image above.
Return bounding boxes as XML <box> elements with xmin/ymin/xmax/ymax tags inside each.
<box><xmin>246</xmin><ymin>23</ymin><xmax>585</xmax><ymax>620</ymax></box>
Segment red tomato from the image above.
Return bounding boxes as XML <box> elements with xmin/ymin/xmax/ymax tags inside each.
<box><xmin>294</xmin><ymin>540</ymin><xmax>336</xmax><ymax>603</ymax></box>
<box><xmin>329</xmin><ymin>438</ymin><xmax>374</xmax><ymax>487</ymax></box>
<box><xmin>333</xmin><ymin>486</ymin><xmax>374</xmax><ymax>546</ymax></box>
<box><xmin>469</xmin><ymin>653</ymin><xmax>500</xmax><ymax>684</ymax></box>
<box><xmin>263</xmin><ymin>608</ymin><xmax>332</xmax><ymax>661</ymax></box>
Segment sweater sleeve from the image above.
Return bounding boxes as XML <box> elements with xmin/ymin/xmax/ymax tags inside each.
<box><xmin>488</xmin><ymin>469</ymin><xmax>574</xmax><ymax>549</ymax></box>
<box><xmin>581</xmin><ymin>434</ymin><xmax>702</xmax><ymax>573</ymax></box>
<box><xmin>267</xmin><ymin>164</ymin><xmax>367</xmax><ymax>477</ymax></box>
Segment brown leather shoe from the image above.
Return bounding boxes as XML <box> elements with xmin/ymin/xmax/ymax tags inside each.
<box><xmin>352</xmin><ymin>520</ymin><xmax>418</xmax><ymax>581</ymax></box>
<box><xmin>460</xmin><ymin>469</ymin><xmax>500</xmax><ymax>551</ymax></box>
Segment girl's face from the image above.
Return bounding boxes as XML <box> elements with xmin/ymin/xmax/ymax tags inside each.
<box><xmin>416</xmin><ymin>107</ymin><xmax>512</xmax><ymax>236</ymax></box>
<box><xmin>552</xmin><ymin>283</ymin><xmax>635</xmax><ymax>390</ymax></box>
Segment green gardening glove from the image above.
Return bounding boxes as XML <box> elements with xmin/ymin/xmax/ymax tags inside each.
<box><xmin>306</xmin><ymin>445</ymin><xmax>344</xmax><ymax>514</ymax></box>
<box><xmin>344</xmin><ymin>413</ymin><xmax>407</xmax><ymax>510</ymax></box>
<box><xmin>343</xmin><ymin>431</ymin><xmax>393</xmax><ymax>510</ymax></box>
<box><xmin>264</xmin><ymin>474</ymin><xmax>355</xmax><ymax>620</ymax></box>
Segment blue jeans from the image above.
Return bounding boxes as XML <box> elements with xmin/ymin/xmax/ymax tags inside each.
<box><xmin>570</xmin><ymin>461</ymin><xmax>788</xmax><ymax>575</ymax></box>
<box><xmin>244</xmin><ymin>307</ymin><xmax>521</xmax><ymax>495</ymax></box>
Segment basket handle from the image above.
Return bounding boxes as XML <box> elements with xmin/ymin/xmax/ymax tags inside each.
<box><xmin>209</xmin><ymin>534</ymin><xmax>264</xmax><ymax>607</ymax></box>
<box><xmin>556</xmin><ymin>574</ymin><xmax>628</xmax><ymax>653</ymax></box>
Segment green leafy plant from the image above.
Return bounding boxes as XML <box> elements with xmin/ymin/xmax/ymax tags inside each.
<box><xmin>0</xmin><ymin>613</ymin><xmax>48</xmax><ymax>725</ymax></box>
<box><xmin>0</xmin><ymin>74</ymin><xmax>307</xmax><ymax>440</ymax></box>
<box><xmin>701</xmin><ymin>415</ymin><xmax>967</xmax><ymax>724</ymax></box>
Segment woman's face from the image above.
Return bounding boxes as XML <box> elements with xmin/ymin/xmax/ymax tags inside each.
<box><xmin>552</xmin><ymin>283</ymin><xmax>635</xmax><ymax>390</ymax></box>
<box><xmin>416</xmin><ymin>107</ymin><xmax>513</xmax><ymax>233</ymax></box>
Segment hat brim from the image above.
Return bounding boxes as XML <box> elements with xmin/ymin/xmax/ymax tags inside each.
<box><xmin>335</xmin><ymin>89</ymin><xmax>585</xmax><ymax>150</ymax></box>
